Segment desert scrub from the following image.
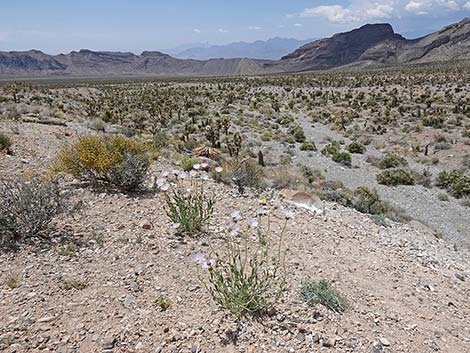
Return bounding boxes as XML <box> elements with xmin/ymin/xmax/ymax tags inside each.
<box><xmin>289</xmin><ymin>124</ymin><xmax>306</xmax><ymax>143</ymax></box>
<box><xmin>301</xmin><ymin>279</ymin><xmax>348</xmax><ymax>312</ymax></box>
<box><xmin>0</xmin><ymin>132</ymin><xmax>12</xmax><ymax>153</ymax></box>
<box><xmin>377</xmin><ymin>153</ymin><xmax>408</xmax><ymax>169</ymax></box>
<box><xmin>0</xmin><ymin>177</ymin><xmax>77</xmax><ymax>246</ymax></box>
<box><xmin>321</xmin><ymin>141</ymin><xmax>340</xmax><ymax>156</ymax></box>
<box><xmin>377</xmin><ymin>168</ymin><xmax>415</xmax><ymax>186</ymax></box>
<box><xmin>156</xmin><ymin>165</ymin><xmax>214</xmax><ymax>237</ymax></box>
<box><xmin>179</xmin><ymin>154</ymin><xmax>198</xmax><ymax>172</ymax></box>
<box><xmin>231</xmin><ymin>158</ymin><xmax>264</xmax><ymax>193</ymax></box>
<box><xmin>299</xmin><ymin>141</ymin><xmax>317</xmax><ymax>151</ymax></box>
<box><xmin>332</xmin><ymin>152</ymin><xmax>352</xmax><ymax>167</ymax></box>
<box><xmin>352</xmin><ymin>186</ymin><xmax>387</xmax><ymax>215</ymax></box>
<box><xmin>436</xmin><ymin>170</ymin><xmax>470</xmax><ymax>198</ymax></box>
<box><xmin>346</xmin><ymin>141</ymin><xmax>366</xmax><ymax>154</ymax></box>
<box><xmin>55</xmin><ymin>135</ymin><xmax>154</xmax><ymax>191</ymax></box>
<box><xmin>194</xmin><ymin>208</ymin><xmax>289</xmax><ymax>319</ymax></box>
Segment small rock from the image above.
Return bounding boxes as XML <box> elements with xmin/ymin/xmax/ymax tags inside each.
<box><xmin>455</xmin><ymin>273</ymin><xmax>465</xmax><ymax>281</ymax></box>
<box><xmin>142</xmin><ymin>221</ymin><xmax>153</xmax><ymax>230</ymax></box>
<box><xmin>102</xmin><ymin>337</ymin><xmax>116</xmax><ymax>349</ymax></box>
<box><xmin>135</xmin><ymin>342</ymin><xmax>144</xmax><ymax>350</ymax></box>
<box><xmin>296</xmin><ymin>333</ymin><xmax>305</xmax><ymax>342</ymax></box>
<box><xmin>123</xmin><ymin>294</ymin><xmax>135</xmax><ymax>306</ymax></box>
<box><xmin>322</xmin><ymin>338</ymin><xmax>336</xmax><ymax>347</ymax></box>
<box><xmin>37</xmin><ymin>316</ymin><xmax>55</xmax><ymax>323</ymax></box>
<box><xmin>379</xmin><ymin>337</ymin><xmax>391</xmax><ymax>346</ymax></box>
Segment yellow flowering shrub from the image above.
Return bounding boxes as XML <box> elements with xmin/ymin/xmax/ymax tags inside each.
<box><xmin>55</xmin><ymin>135</ymin><xmax>156</xmax><ymax>190</ymax></box>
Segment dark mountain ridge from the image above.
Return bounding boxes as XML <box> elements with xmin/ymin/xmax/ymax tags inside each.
<box><xmin>1</xmin><ymin>18</ymin><xmax>469</xmax><ymax>78</ymax></box>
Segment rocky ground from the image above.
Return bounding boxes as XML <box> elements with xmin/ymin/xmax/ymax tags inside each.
<box><xmin>1</xmin><ymin>121</ymin><xmax>470</xmax><ymax>353</ymax></box>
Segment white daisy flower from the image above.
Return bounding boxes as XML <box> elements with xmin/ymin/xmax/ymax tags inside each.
<box><xmin>247</xmin><ymin>218</ymin><xmax>259</xmax><ymax>228</ymax></box>
<box><xmin>225</xmin><ymin>223</ymin><xmax>238</xmax><ymax>237</ymax></box>
<box><xmin>230</xmin><ymin>211</ymin><xmax>241</xmax><ymax>221</ymax></box>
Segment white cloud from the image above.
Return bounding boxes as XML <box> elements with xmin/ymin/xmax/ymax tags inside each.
<box><xmin>193</xmin><ymin>29</ymin><xmax>201</xmax><ymax>33</ymax></box>
<box><xmin>294</xmin><ymin>23</ymin><xmax>303</xmax><ymax>27</ymax></box>
<box><xmin>248</xmin><ymin>26</ymin><xmax>262</xmax><ymax>30</ymax></box>
<box><xmin>217</xmin><ymin>28</ymin><xmax>228</xmax><ymax>33</ymax></box>
<box><xmin>297</xmin><ymin>0</ymin><xmax>469</xmax><ymax>24</ymax></box>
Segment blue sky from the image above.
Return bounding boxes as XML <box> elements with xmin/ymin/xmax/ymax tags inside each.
<box><xmin>1</xmin><ymin>0</ymin><xmax>469</xmax><ymax>54</ymax></box>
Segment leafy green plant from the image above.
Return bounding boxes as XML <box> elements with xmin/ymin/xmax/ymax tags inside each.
<box><xmin>179</xmin><ymin>155</ymin><xmax>198</xmax><ymax>172</ymax></box>
<box><xmin>301</xmin><ymin>279</ymin><xmax>348</xmax><ymax>312</ymax></box>
<box><xmin>377</xmin><ymin>168</ymin><xmax>415</xmax><ymax>186</ymax></box>
<box><xmin>155</xmin><ymin>295</ymin><xmax>171</xmax><ymax>311</ymax></box>
<box><xmin>195</xmin><ymin>209</ymin><xmax>289</xmax><ymax>319</ymax></box>
<box><xmin>157</xmin><ymin>167</ymin><xmax>214</xmax><ymax>237</ymax></box>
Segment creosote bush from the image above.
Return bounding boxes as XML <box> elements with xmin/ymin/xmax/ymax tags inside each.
<box><xmin>156</xmin><ymin>165</ymin><xmax>214</xmax><ymax>237</ymax></box>
<box><xmin>377</xmin><ymin>153</ymin><xmax>408</xmax><ymax>169</ymax></box>
<box><xmin>332</xmin><ymin>151</ymin><xmax>352</xmax><ymax>167</ymax></box>
<box><xmin>0</xmin><ymin>133</ymin><xmax>12</xmax><ymax>153</ymax></box>
<box><xmin>301</xmin><ymin>279</ymin><xmax>348</xmax><ymax>312</ymax></box>
<box><xmin>194</xmin><ymin>207</ymin><xmax>289</xmax><ymax>318</ymax></box>
<box><xmin>346</xmin><ymin>141</ymin><xmax>366</xmax><ymax>154</ymax></box>
<box><xmin>377</xmin><ymin>168</ymin><xmax>415</xmax><ymax>186</ymax></box>
<box><xmin>55</xmin><ymin>135</ymin><xmax>154</xmax><ymax>191</ymax></box>
<box><xmin>436</xmin><ymin>170</ymin><xmax>470</xmax><ymax>198</ymax></box>
<box><xmin>0</xmin><ymin>177</ymin><xmax>77</xmax><ymax>246</ymax></box>
<box><xmin>299</xmin><ymin>141</ymin><xmax>317</xmax><ymax>151</ymax></box>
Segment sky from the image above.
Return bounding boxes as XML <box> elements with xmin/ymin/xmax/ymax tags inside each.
<box><xmin>0</xmin><ymin>0</ymin><xmax>469</xmax><ymax>54</ymax></box>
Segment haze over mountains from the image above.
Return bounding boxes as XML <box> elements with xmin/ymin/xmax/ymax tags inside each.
<box><xmin>0</xmin><ymin>18</ymin><xmax>469</xmax><ymax>78</ymax></box>
<box><xmin>165</xmin><ymin>38</ymin><xmax>313</xmax><ymax>60</ymax></box>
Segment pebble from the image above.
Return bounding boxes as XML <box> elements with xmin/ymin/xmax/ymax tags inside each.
<box><xmin>379</xmin><ymin>337</ymin><xmax>391</xmax><ymax>346</ymax></box>
<box><xmin>322</xmin><ymin>338</ymin><xmax>336</xmax><ymax>347</ymax></box>
<box><xmin>101</xmin><ymin>336</ymin><xmax>116</xmax><ymax>349</ymax></box>
<box><xmin>123</xmin><ymin>294</ymin><xmax>135</xmax><ymax>306</ymax></box>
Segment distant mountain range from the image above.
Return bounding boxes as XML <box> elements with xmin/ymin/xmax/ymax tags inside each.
<box><xmin>164</xmin><ymin>38</ymin><xmax>314</xmax><ymax>60</ymax></box>
<box><xmin>1</xmin><ymin>18</ymin><xmax>469</xmax><ymax>78</ymax></box>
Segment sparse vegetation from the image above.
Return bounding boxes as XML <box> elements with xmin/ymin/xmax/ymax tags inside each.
<box><xmin>0</xmin><ymin>177</ymin><xmax>77</xmax><ymax>246</ymax></box>
<box><xmin>346</xmin><ymin>141</ymin><xmax>366</xmax><ymax>154</ymax></box>
<box><xmin>55</xmin><ymin>135</ymin><xmax>154</xmax><ymax>191</ymax></box>
<box><xmin>158</xmin><ymin>167</ymin><xmax>214</xmax><ymax>236</ymax></box>
<box><xmin>201</xmin><ymin>210</ymin><xmax>288</xmax><ymax>318</ymax></box>
<box><xmin>301</xmin><ymin>279</ymin><xmax>348</xmax><ymax>312</ymax></box>
<box><xmin>436</xmin><ymin>170</ymin><xmax>470</xmax><ymax>198</ymax></box>
<box><xmin>0</xmin><ymin>132</ymin><xmax>12</xmax><ymax>153</ymax></box>
<box><xmin>377</xmin><ymin>168</ymin><xmax>415</xmax><ymax>186</ymax></box>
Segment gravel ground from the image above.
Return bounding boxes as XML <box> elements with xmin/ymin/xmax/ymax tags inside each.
<box><xmin>1</xmin><ymin>121</ymin><xmax>469</xmax><ymax>353</ymax></box>
<box><xmin>262</xmin><ymin>113</ymin><xmax>470</xmax><ymax>242</ymax></box>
